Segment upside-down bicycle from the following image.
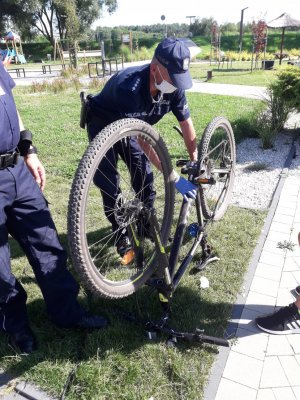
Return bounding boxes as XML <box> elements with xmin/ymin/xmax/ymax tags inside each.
<box><xmin>68</xmin><ymin>116</ymin><xmax>236</xmax><ymax>347</ymax></box>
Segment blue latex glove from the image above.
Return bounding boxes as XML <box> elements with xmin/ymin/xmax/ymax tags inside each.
<box><xmin>175</xmin><ymin>176</ymin><xmax>197</xmax><ymax>201</ymax></box>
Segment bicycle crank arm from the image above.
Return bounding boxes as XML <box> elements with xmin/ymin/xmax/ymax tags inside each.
<box><xmin>194</xmin><ymin>255</ymin><xmax>220</xmax><ymax>273</ymax></box>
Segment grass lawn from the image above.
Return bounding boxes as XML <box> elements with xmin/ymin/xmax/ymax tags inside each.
<box><xmin>190</xmin><ymin>61</ymin><xmax>280</xmax><ymax>86</ymax></box>
<box><xmin>0</xmin><ymin>87</ymin><xmax>266</xmax><ymax>400</ymax></box>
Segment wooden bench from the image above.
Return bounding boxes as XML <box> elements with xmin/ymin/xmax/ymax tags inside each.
<box><xmin>8</xmin><ymin>67</ymin><xmax>26</xmax><ymax>77</ymax></box>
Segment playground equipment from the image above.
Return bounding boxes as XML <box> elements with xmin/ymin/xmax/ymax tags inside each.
<box><xmin>0</xmin><ymin>31</ymin><xmax>26</xmax><ymax>64</ymax></box>
<box><xmin>53</xmin><ymin>38</ymin><xmax>65</xmax><ymax>64</ymax></box>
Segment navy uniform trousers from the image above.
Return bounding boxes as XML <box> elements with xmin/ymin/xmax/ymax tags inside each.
<box><xmin>0</xmin><ymin>159</ymin><xmax>84</xmax><ymax>334</ymax></box>
<box><xmin>87</xmin><ymin>115</ymin><xmax>155</xmax><ymax>233</ymax></box>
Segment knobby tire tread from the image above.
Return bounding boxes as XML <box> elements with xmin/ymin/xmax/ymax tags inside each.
<box><xmin>68</xmin><ymin>119</ymin><xmax>174</xmax><ymax>299</ymax></box>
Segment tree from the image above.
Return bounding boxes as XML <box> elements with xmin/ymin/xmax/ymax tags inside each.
<box><xmin>252</xmin><ymin>20</ymin><xmax>267</xmax><ymax>61</ymax></box>
<box><xmin>190</xmin><ymin>17</ymin><xmax>215</xmax><ymax>37</ymax></box>
<box><xmin>0</xmin><ymin>0</ymin><xmax>117</xmax><ymax>46</ymax></box>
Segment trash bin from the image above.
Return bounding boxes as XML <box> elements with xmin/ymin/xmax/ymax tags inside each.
<box><xmin>262</xmin><ymin>60</ymin><xmax>274</xmax><ymax>70</ymax></box>
<box><xmin>207</xmin><ymin>70</ymin><xmax>213</xmax><ymax>80</ymax></box>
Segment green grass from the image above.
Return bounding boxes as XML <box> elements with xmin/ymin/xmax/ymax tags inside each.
<box><xmin>190</xmin><ymin>61</ymin><xmax>280</xmax><ymax>86</ymax></box>
<box><xmin>0</xmin><ymin>88</ymin><xmax>266</xmax><ymax>400</ymax></box>
<box><xmin>192</xmin><ymin>31</ymin><xmax>300</xmax><ymax>54</ymax></box>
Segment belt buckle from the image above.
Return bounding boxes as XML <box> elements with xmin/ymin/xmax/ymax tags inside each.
<box><xmin>0</xmin><ymin>152</ymin><xmax>17</xmax><ymax>169</ymax></box>
<box><xmin>0</xmin><ymin>154</ymin><xmax>6</xmax><ymax>169</ymax></box>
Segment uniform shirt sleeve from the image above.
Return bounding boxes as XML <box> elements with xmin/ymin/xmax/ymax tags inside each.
<box><xmin>170</xmin><ymin>89</ymin><xmax>190</xmax><ymax>122</ymax></box>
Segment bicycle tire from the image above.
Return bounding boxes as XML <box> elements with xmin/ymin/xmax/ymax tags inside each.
<box><xmin>68</xmin><ymin>118</ymin><xmax>175</xmax><ymax>299</ymax></box>
<box><xmin>198</xmin><ymin>116</ymin><xmax>236</xmax><ymax>221</ymax></box>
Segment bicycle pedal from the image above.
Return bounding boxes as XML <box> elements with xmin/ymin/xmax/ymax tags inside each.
<box><xmin>120</xmin><ymin>249</ymin><xmax>135</xmax><ymax>266</ymax></box>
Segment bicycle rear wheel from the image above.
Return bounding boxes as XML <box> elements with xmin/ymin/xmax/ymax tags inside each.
<box><xmin>68</xmin><ymin>119</ymin><xmax>175</xmax><ymax>299</ymax></box>
<box><xmin>198</xmin><ymin>116</ymin><xmax>236</xmax><ymax>220</ymax></box>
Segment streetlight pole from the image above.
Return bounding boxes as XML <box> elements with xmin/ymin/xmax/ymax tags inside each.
<box><xmin>239</xmin><ymin>7</ymin><xmax>248</xmax><ymax>54</ymax></box>
<box><xmin>161</xmin><ymin>15</ymin><xmax>167</xmax><ymax>38</ymax></box>
<box><xmin>186</xmin><ymin>15</ymin><xmax>196</xmax><ymax>26</ymax></box>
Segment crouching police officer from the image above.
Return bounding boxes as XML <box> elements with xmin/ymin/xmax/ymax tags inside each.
<box><xmin>84</xmin><ymin>37</ymin><xmax>198</xmax><ymax>265</ymax></box>
<box><xmin>0</xmin><ymin>58</ymin><xmax>108</xmax><ymax>355</ymax></box>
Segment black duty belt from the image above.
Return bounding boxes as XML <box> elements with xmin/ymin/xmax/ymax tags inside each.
<box><xmin>0</xmin><ymin>151</ymin><xmax>19</xmax><ymax>169</ymax></box>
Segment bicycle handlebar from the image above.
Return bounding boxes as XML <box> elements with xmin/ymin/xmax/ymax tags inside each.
<box><xmin>198</xmin><ymin>333</ymin><xmax>230</xmax><ymax>347</ymax></box>
<box><xmin>159</xmin><ymin>325</ymin><xmax>230</xmax><ymax>347</ymax></box>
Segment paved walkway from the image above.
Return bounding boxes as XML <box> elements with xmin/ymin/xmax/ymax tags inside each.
<box><xmin>205</xmin><ymin>143</ymin><xmax>300</xmax><ymax>400</ymax></box>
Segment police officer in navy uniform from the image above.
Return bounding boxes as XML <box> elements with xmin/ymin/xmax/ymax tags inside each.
<box><xmin>86</xmin><ymin>38</ymin><xmax>198</xmax><ymax>264</ymax></box>
<box><xmin>0</xmin><ymin>58</ymin><xmax>108</xmax><ymax>354</ymax></box>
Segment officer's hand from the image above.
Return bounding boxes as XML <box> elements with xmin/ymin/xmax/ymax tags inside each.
<box><xmin>24</xmin><ymin>154</ymin><xmax>46</xmax><ymax>191</ymax></box>
<box><xmin>174</xmin><ymin>176</ymin><xmax>197</xmax><ymax>201</ymax></box>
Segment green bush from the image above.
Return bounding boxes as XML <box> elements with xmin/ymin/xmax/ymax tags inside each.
<box><xmin>271</xmin><ymin>66</ymin><xmax>300</xmax><ymax>111</ymax></box>
<box><xmin>244</xmin><ymin>66</ymin><xmax>300</xmax><ymax>148</ymax></box>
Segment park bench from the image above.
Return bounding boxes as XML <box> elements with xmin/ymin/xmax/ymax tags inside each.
<box><xmin>41</xmin><ymin>63</ymin><xmax>69</xmax><ymax>74</ymax></box>
<box><xmin>88</xmin><ymin>57</ymin><xmax>124</xmax><ymax>78</ymax></box>
<box><xmin>217</xmin><ymin>56</ymin><xmax>233</xmax><ymax>69</ymax></box>
<box><xmin>7</xmin><ymin>67</ymin><xmax>26</xmax><ymax>77</ymax></box>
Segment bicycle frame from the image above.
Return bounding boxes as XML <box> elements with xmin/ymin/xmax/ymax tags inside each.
<box><xmin>136</xmin><ymin>180</ymin><xmax>229</xmax><ymax>347</ymax></box>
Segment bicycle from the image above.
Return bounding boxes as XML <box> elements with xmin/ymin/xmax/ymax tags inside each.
<box><xmin>68</xmin><ymin>116</ymin><xmax>236</xmax><ymax>347</ymax></box>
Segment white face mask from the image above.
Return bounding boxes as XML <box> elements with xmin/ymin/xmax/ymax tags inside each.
<box><xmin>154</xmin><ymin>66</ymin><xmax>177</xmax><ymax>94</ymax></box>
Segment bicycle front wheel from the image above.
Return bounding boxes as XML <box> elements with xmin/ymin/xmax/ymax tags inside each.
<box><xmin>198</xmin><ymin>116</ymin><xmax>236</xmax><ymax>221</ymax></box>
<box><xmin>68</xmin><ymin>119</ymin><xmax>175</xmax><ymax>299</ymax></box>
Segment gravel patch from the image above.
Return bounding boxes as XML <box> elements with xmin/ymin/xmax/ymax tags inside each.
<box><xmin>231</xmin><ymin>132</ymin><xmax>295</xmax><ymax>210</ymax></box>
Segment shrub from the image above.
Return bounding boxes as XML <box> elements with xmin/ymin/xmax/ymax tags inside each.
<box><xmin>271</xmin><ymin>66</ymin><xmax>300</xmax><ymax>111</ymax></box>
<box><xmin>255</xmin><ymin>87</ymin><xmax>291</xmax><ymax>148</ymax></box>
<box><xmin>137</xmin><ymin>46</ymin><xmax>152</xmax><ymax>60</ymax></box>
<box><xmin>289</xmin><ymin>48</ymin><xmax>300</xmax><ymax>58</ymax></box>
<box><xmin>232</xmin><ymin>106</ymin><xmax>262</xmax><ymax>142</ymax></box>
<box><xmin>249</xmin><ymin>66</ymin><xmax>300</xmax><ymax>148</ymax></box>
<box><xmin>120</xmin><ymin>44</ymin><xmax>132</xmax><ymax>62</ymax></box>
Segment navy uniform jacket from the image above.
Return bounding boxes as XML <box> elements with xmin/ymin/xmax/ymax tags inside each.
<box><xmin>90</xmin><ymin>64</ymin><xmax>190</xmax><ymax>126</ymax></box>
<box><xmin>0</xmin><ymin>61</ymin><xmax>20</xmax><ymax>153</ymax></box>
<box><xmin>0</xmin><ymin>61</ymin><xmax>84</xmax><ymax>331</ymax></box>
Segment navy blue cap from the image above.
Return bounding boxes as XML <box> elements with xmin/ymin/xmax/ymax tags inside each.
<box><xmin>154</xmin><ymin>38</ymin><xmax>192</xmax><ymax>90</ymax></box>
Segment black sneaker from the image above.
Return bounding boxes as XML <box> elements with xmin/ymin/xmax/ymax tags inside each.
<box><xmin>116</xmin><ymin>235</ymin><xmax>132</xmax><ymax>257</ymax></box>
<box><xmin>256</xmin><ymin>303</ymin><xmax>300</xmax><ymax>335</ymax></box>
<box><xmin>295</xmin><ymin>286</ymin><xmax>300</xmax><ymax>296</ymax></box>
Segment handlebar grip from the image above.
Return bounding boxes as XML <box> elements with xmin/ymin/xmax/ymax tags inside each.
<box><xmin>200</xmin><ymin>334</ymin><xmax>230</xmax><ymax>347</ymax></box>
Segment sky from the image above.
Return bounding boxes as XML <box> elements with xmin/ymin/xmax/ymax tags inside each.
<box><xmin>96</xmin><ymin>0</ymin><xmax>299</xmax><ymax>28</ymax></box>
